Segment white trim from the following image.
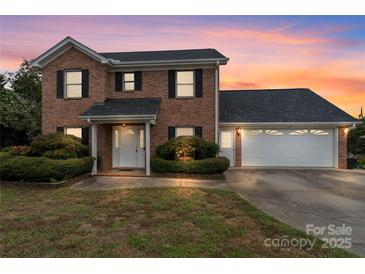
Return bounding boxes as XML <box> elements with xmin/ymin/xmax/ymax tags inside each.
<box><xmin>219</xmin><ymin>122</ymin><xmax>359</xmax><ymax>127</ymax></box>
<box><xmin>79</xmin><ymin>114</ymin><xmax>156</xmax><ymax>121</ymax></box>
<box><xmin>214</xmin><ymin>62</ymin><xmax>219</xmax><ymax>144</ymax></box>
<box><xmin>109</xmin><ymin>58</ymin><xmax>229</xmax><ymax>66</ymax></box>
<box><xmin>145</xmin><ymin>121</ymin><xmax>151</xmax><ymax>176</ymax></box>
<box><xmin>334</xmin><ymin>128</ymin><xmax>339</xmax><ymax>168</ymax></box>
<box><xmin>91</xmin><ymin>124</ymin><xmax>97</xmax><ymax>175</ymax></box>
<box><xmin>31</xmin><ymin>36</ymin><xmax>109</xmax><ymax>68</ymax></box>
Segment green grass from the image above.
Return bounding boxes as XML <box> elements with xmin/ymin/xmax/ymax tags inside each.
<box><xmin>0</xmin><ymin>184</ymin><xmax>356</xmax><ymax>258</ymax></box>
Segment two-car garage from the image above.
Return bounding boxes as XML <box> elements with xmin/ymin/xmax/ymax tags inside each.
<box><xmin>220</xmin><ymin>128</ymin><xmax>337</xmax><ymax>168</ymax></box>
<box><xmin>241</xmin><ymin>128</ymin><xmax>335</xmax><ymax>167</ymax></box>
<box><xmin>219</xmin><ymin>88</ymin><xmax>357</xmax><ymax>169</ymax></box>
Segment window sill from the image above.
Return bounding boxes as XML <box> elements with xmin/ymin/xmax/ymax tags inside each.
<box><xmin>63</xmin><ymin>97</ymin><xmax>83</xmax><ymax>100</ymax></box>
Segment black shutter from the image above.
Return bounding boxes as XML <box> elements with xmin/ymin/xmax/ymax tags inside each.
<box><xmin>195</xmin><ymin>69</ymin><xmax>203</xmax><ymax>98</ymax></box>
<box><xmin>82</xmin><ymin>127</ymin><xmax>89</xmax><ymax>145</ymax></box>
<box><xmin>56</xmin><ymin>70</ymin><xmax>64</xmax><ymax>98</ymax></box>
<box><xmin>168</xmin><ymin>127</ymin><xmax>175</xmax><ymax>140</ymax></box>
<box><xmin>195</xmin><ymin>127</ymin><xmax>203</xmax><ymax>138</ymax></box>
<box><xmin>115</xmin><ymin>72</ymin><xmax>123</xmax><ymax>91</ymax></box>
<box><xmin>82</xmin><ymin>69</ymin><xmax>89</xmax><ymax>98</ymax></box>
<box><xmin>168</xmin><ymin>70</ymin><xmax>176</xmax><ymax>98</ymax></box>
<box><xmin>56</xmin><ymin>127</ymin><xmax>64</xmax><ymax>134</ymax></box>
<box><xmin>135</xmin><ymin>71</ymin><xmax>142</xmax><ymax>91</ymax></box>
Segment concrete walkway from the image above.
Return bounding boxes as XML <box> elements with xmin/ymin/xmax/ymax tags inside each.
<box><xmin>71</xmin><ymin>176</ymin><xmax>228</xmax><ymax>191</ymax></box>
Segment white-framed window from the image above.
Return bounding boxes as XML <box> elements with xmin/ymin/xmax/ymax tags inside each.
<box><xmin>220</xmin><ymin>131</ymin><xmax>233</xmax><ymax>148</ymax></box>
<box><xmin>176</xmin><ymin>71</ymin><xmax>194</xmax><ymax>97</ymax></box>
<box><xmin>176</xmin><ymin>127</ymin><xmax>194</xmax><ymax>137</ymax></box>
<box><xmin>139</xmin><ymin>129</ymin><xmax>145</xmax><ymax>148</ymax></box>
<box><xmin>65</xmin><ymin>70</ymin><xmax>82</xmax><ymax>98</ymax></box>
<box><xmin>123</xmin><ymin>72</ymin><xmax>135</xmax><ymax>91</ymax></box>
<box><xmin>65</xmin><ymin>127</ymin><xmax>82</xmax><ymax>139</ymax></box>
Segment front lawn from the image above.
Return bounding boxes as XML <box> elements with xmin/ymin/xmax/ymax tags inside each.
<box><xmin>0</xmin><ymin>185</ymin><xmax>355</xmax><ymax>257</ymax></box>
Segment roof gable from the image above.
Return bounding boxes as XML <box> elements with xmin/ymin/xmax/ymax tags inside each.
<box><xmin>31</xmin><ymin>36</ymin><xmax>109</xmax><ymax>68</ymax></box>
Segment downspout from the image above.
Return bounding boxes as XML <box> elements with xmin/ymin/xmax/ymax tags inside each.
<box><xmin>215</xmin><ymin>61</ymin><xmax>219</xmax><ymax>144</ymax></box>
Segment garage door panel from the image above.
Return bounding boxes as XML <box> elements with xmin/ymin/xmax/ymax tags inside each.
<box><xmin>242</xmin><ymin>129</ymin><xmax>334</xmax><ymax>167</ymax></box>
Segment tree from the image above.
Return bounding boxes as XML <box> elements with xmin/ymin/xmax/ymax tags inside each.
<box><xmin>347</xmin><ymin>112</ymin><xmax>365</xmax><ymax>155</ymax></box>
<box><xmin>0</xmin><ymin>60</ymin><xmax>42</xmax><ymax>146</ymax></box>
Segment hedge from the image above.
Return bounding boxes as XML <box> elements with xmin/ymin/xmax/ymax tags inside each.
<box><xmin>31</xmin><ymin>133</ymin><xmax>89</xmax><ymax>159</ymax></box>
<box><xmin>151</xmin><ymin>157</ymin><xmax>230</xmax><ymax>174</ymax></box>
<box><xmin>156</xmin><ymin>136</ymin><xmax>219</xmax><ymax>160</ymax></box>
<box><xmin>0</xmin><ymin>156</ymin><xmax>93</xmax><ymax>182</ymax></box>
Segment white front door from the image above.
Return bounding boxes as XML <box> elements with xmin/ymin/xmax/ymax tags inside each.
<box><xmin>242</xmin><ymin>129</ymin><xmax>334</xmax><ymax>167</ymax></box>
<box><xmin>219</xmin><ymin>129</ymin><xmax>234</xmax><ymax>166</ymax></box>
<box><xmin>112</xmin><ymin>125</ymin><xmax>145</xmax><ymax>168</ymax></box>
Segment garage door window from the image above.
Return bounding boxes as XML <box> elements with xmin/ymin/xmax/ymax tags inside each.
<box><xmin>246</xmin><ymin>130</ymin><xmax>283</xmax><ymax>136</ymax></box>
<box><xmin>290</xmin><ymin>129</ymin><xmax>330</xmax><ymax>136</ymax></box>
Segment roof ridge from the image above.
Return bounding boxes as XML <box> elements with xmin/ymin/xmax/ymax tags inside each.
<box><xmin>99</xmin><ymin>48</ymin><xmax>217</xmax><ymax>54</ymax></box>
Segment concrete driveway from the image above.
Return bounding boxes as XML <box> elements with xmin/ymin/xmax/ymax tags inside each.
<box><xmin>225</xmin><ymin>169</ymin><xmax>365</xmax><ymax>256</ymax></box>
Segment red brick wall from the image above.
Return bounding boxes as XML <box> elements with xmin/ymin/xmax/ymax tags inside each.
<box><xmin>235</xmin><ymin>128</ymin><xmax>241</xmax><ymax>167</ymax></box>
<box><xmin>338</xmin><ymin>127</ymin><xmax>347</xmax><ymax>169</ymax></box>
<box><xmin>42</xmin><ymin>47</ymin><xmax>108</xmax><ymax>134</ymax></box>
<box><xmin>108</xmin><ymin>69</ymin><xmax>216</xmax><ymax>154</ymax></box>
<box><xmin>41</xmin><ymin>47</ymin><xmax>216</xmax><ymax>170</ymax></box>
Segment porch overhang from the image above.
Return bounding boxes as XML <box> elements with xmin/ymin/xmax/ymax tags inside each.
<box><xmin>79</xmin><ymin>98</ymin><xmax>161</xmax><ymax>125</ymax></box>
<box><xmin>79</xmin><ymin>114</ymin><xmax>157</xmax><ymax>125</ymax></box>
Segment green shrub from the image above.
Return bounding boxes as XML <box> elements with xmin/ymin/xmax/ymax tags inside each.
<box><xmin>0</xmin><ymin>156</ymin><xmax>93</xmax><ymax>182</ymax></box>
<box><xmin>156</xmin><ymin>136</ymin><xmax>218</xmax><ymax>160</ymax></box>
<box><xmin>31</xmin><ymin>133</ymin><xmax>89</xmax><ymax>159</ymax></box>
<box><xmin>10</xmin><ymin>145</ymin><xmax>32</xmax><ymax>156</ymax></box>
<box><xmin>1</xmin><ymin>146</ymin><xmax>11</xmax><ymax>152</ymax></box>
<box><xmin>151</xmin><ymin>157</ymin><xmax>230</xmax><ymax>174</ymax></box>
<box><xmin>0</xmin><ymin>151</ymin><xmax>12</xmax><ymax>161</ymax></box>
<box><xmin>42</xmin><ymin>148</ymin><xmax>78</xmax><ymax>159</ymax></box>
<box><xmin>358</xmin><ymin>158</ymin><xmax>365</xmax><ymax>169</ymax></box>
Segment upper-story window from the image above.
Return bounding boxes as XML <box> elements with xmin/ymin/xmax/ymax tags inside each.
<box><xmin>176</xmin><ymin>71</ymin><xmax>194</xmax><ymax>97</ymax></box>
<box><xmin>123</xmin><ymin>72</ymin><xmax>135</xmax><ymax>91</ymax></box>
<box><xmin>65</xmin><ymin>70</ymin><xmax>82</xmax><ymax>98</ymax></box>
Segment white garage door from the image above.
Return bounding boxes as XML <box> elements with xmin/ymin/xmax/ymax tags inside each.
<box><xmin>242</xmin><ymin>129</ymin><xmax>334</xmax><ymax>167</ymax></box>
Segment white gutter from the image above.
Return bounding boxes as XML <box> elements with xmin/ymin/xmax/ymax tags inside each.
<box><xmin>79</xmin><ymin>114</ymin><xmax>156</xmax><ymax>121</ymax></box>
<box><xmin>219</xmin><ymin>121</ymin><xmax>360</xmax><ymax>127</ymax></box>
<box><xmin>108</xmin><ymin>58</ymin><xmax>229</xmax><ymax>68</ymax></box>
<box><xmin>214</xmin><ymin>61</ymin><xmax>219</xmax><ymax>144</ymax></box>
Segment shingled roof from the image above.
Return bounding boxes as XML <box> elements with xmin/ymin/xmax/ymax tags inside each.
<box><xmin>219</xmin><ymin>88</ymin><xmax>357</xmax><ymax>123</ymax></box>
<box><xmin>99</xmin><ymin>48</ymin><xmax>228</xmax><ymax>63</ymax></box>
<box><xmin>80</xmin><ymin>98</ymin><xmax>161</xmax><ymax>117</ymax></box>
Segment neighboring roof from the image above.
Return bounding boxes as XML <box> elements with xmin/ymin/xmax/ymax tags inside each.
<box><xmin>32</xmin><ymin>36</ymin><xmax>228</xmax><ymax>68</ymax></box>
<box><xmin>80</xmin><ymin>98</ymin><xmax>161</xmax><ymax>118</ymax></box>
<box><xmin>99</xmin><ymin>49</ymin><xmax>228</xmax><ymax>63</ymax></box>
<box><xmin>219</xmin><ymin>88</ymin><xmax>358</xmax><ymax>124</ymax></box>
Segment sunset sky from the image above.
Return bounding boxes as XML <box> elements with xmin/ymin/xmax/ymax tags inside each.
<box><xmin>1</xmin><ymin>16</ymin><xmax>364</xmax><ymax>116</ymax></box>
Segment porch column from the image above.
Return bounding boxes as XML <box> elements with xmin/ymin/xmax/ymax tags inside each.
<box><xmin>145</xmin><ymin>121</ymin><xmax>151</xmax><ymax>176</ymax></box>
<box><xmin>91</xmin><ymin>123</ymin><xmax>97</xmax><ymax>175</ymax></box>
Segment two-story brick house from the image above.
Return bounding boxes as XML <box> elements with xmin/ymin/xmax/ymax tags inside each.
<box><xmin>32</xmin><ymin>37</ymin><xmax>358</xmax><ymax>175</ymax></box>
